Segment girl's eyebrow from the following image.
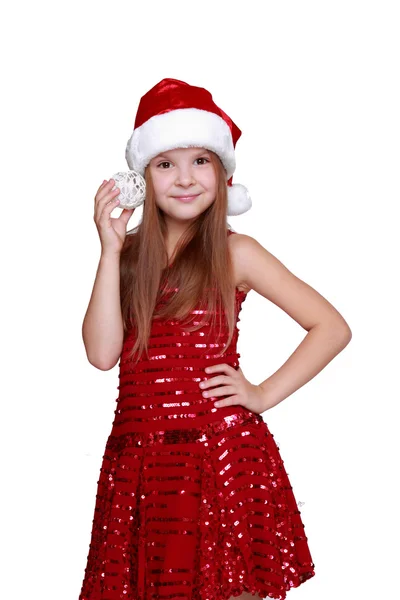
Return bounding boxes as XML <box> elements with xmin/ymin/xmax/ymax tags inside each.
<box><xmin>155</xmin><ymin>149</ymin><xmax>211</xmax><ymax>160</ymax></box>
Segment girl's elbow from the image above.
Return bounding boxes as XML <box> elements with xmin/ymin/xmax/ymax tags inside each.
<box><xmin>86</xmin><ymin>352</ymin><xmax>116</xmax><ymax>371</ymax></box>
<box><xmin>336</xmin><ymin>322</ymin><xmax>352</xmax><ymax>347</ymax></box>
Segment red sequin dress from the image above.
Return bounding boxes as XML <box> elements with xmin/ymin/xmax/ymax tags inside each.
<box><xmin>79</xmin><ymin>230</ymin><xmax>315</xmax><ymax>600</ymax></box>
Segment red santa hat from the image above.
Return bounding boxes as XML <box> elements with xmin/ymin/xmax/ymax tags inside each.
<box><xmin>125</xmin><ymin>78</ymin><xmax>251</xmax><ymax>216</ymax></box>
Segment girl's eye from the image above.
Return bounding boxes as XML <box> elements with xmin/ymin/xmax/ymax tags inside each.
<box><xmin>156</xmin><ymin>157</ymin><xmax>209</xmax><ymax>169</ymax></box>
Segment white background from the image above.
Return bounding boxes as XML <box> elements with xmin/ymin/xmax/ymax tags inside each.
<box><xmin>1</xmin><ymin>1</ymin><xmax>399</xmax><ymax>599</ymax></box>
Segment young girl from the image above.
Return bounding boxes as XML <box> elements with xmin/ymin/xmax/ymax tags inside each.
<box><xmin>79</xmin><ymin>78</ymin><xmax>352</xmax><ymax>600</ymax></box>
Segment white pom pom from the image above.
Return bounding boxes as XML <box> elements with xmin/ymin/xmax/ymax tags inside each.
<box><xmin>227</xmin><ymin>183</ymin><xmax>252</xmax><ymax>216</ymax></box>
<box><xmin>110</xmin><ymin>170</ymin><xmax>146</xmax><ymax>209</ymax></box>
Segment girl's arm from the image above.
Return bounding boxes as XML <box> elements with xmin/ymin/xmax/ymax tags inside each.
<box><xmin>233</xmin><ymin>234</ymin><xmax>352</xmax><ymax>409</ymax></box>
<box><xmin>82</xmin><ymin>251</ymin><xmax>124</xmax><ymax>370</ymax></box>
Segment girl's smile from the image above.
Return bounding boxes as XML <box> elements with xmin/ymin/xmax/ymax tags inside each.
<box><xmin>173</xmin><ymin>193</ymin><xmax>201</xmax><ymax>202</ymax></box>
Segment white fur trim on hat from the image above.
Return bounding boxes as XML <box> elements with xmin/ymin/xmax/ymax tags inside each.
<box><xmin>125</xmin><ymin>108</ymin><xmax>236</xmax><ymax>179</ymax></box>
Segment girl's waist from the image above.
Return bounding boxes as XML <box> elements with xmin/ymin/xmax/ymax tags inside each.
<box><xmin>119</xmin><ymin>351</ymin><xmax>241</xmax><ymax>371</ymax></box>
<box><xmin>110</xmin><ymin>393</ymin><xmax>255</xmax><ymax>434</ymax></box>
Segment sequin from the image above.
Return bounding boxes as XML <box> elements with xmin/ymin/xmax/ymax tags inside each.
<box><xmin>79</xmin><ymin>229</ymin><xmax>315</xmax><ymax>600</ymax></box>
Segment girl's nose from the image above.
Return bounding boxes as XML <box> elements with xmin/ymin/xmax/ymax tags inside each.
<box><xmin>175</xmin><ymin>167</ymin><xmax>195</xmax><ymax>186</ymax></box>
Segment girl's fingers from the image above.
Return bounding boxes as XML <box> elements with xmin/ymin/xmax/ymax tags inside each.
<box><xmin>95</xmin><ymin>183</ymin><xmax>119</xmax><ymax>215</ymax></box>
<box><xmin>95</xmin><ymin>180</ymin><xmax>108</xmax><ymax>195</ymax></box>
<box><xmin>94</xmin><ymin>194</ymin><xmax>118</xmax><ymax>225</ymax></box>
<box><xmin>104</xmin><ymin>196</ymin><xmax>120</xmax><ymax>214</ymax></box>
<box><xmin>118</xmin><ymin>207</ymin><xmax>135</xmax><ymax>223</ymax></box>
<box><xmin>95</xmin><ymin>179</ymin><xmax>115</xmax><ymax>203</ymax></box>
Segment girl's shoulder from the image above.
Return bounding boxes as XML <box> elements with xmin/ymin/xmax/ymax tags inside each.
<box><xmin>227</xmin><ymin>228</ymin><xmax>252</xmax><ymax>294</ymax></box>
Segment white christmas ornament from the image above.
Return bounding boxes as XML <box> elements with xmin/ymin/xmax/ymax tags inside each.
<box><xmin>111</xmin><ymin>170</ymin><xmax>146</xmax><ymax>209</ymax></box>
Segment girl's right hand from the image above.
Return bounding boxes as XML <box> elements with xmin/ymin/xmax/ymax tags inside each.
<box><xmin>93</xmin><ymin>179</ymin><xmax>135</xmax><ymax>255</ymax></box>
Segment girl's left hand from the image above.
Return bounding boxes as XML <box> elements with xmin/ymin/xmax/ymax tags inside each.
<box><xmin>199</xmin><ymin>363</ymin><xmax>270</xmax><ymax>415</ymax></box>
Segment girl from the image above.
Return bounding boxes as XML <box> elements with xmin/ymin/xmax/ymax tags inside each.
<box><xmin>79</xmin><ymin>78</ymin><xmax>352</xmax><ymax>600</ymax></box>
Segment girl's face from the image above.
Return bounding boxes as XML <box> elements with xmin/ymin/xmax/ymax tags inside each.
<box><xmin>148</xmin><ymin>147</ymin><xmax>217</xmax><ymax>226</ymax></box>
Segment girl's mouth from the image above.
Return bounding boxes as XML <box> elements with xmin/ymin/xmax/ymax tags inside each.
<box><xmin>174</xmin><ymin>194</ymin><xmax>200</xmax><ymax>203</ymax></box>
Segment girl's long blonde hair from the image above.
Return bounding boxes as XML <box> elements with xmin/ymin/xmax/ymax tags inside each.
<box><xmin>119</xmin><ymin>151</ymin><xmax>238</xmax><ymax>366</ymax></box>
